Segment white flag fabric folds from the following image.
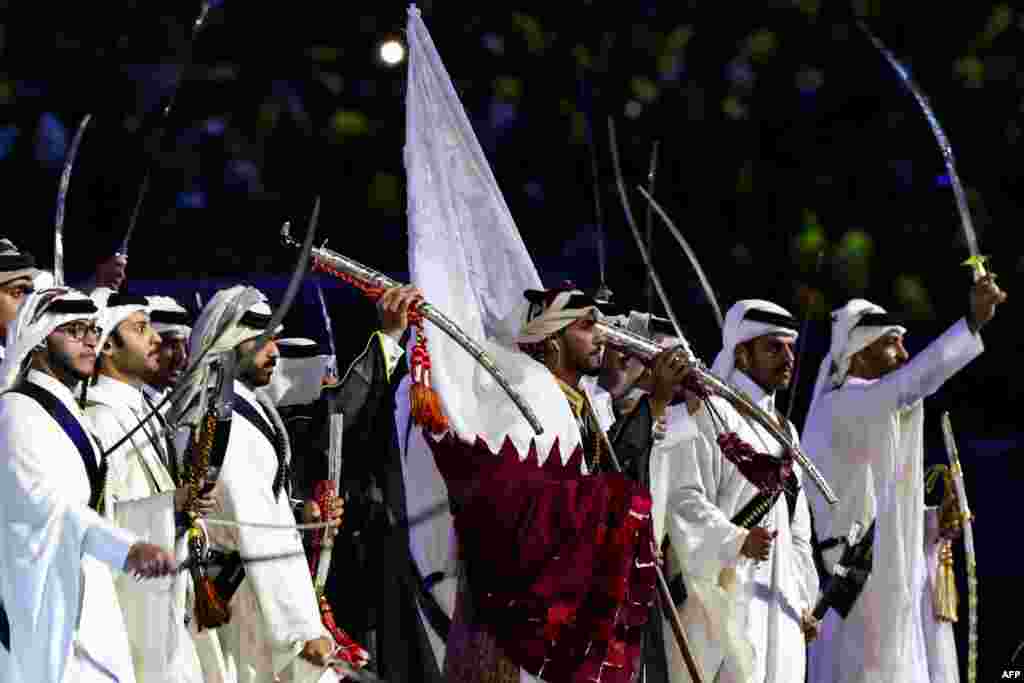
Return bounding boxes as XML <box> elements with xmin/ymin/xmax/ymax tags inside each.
<box><xmin>404</xmin><ymin>4</ymin><xmax>581</xmax><ymax>462</ymax></box>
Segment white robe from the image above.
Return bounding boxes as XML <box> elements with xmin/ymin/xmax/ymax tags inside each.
<box><xmin>0</xmin><ymin>370</ymin><xmax>137</xmax><ymax>683</ymax></box>
<box><xmin>84</xmin><ymin>374</ymin><xmax>221</xmax><ymax>683</ymax></box>
<box><xmin>803</xmin><ymin>318</ymin><xmax>981</xmax><ymax>683</ymax></box>
<box><xmin>661</xmin><ymin>370</ymin><xmax>819</xmax><ymax>683</ymax></box>
<box><xmin>142</xmin><ymin>385</ymin><xmax>172</xmax><ymax>414</ymax></box>
<box><xmin>196</xmin><ymin>381</ymin><xmax>337</xmax><ymax>683</ymax></box>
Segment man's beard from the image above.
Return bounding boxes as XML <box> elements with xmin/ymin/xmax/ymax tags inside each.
<box><xmin>238</xmin><ymin>357</ymin><xmax>275</xmax><ymax>387</ymax></box>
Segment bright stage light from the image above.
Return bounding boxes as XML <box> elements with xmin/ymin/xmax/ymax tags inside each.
<box><xmin>379</xmin><ymin>39</ymin><xmax>405</xmax><ymax>66</ymax></box>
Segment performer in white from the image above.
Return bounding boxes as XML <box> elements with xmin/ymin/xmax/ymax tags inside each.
<box><xmin>803</xmin><ymin>274</ymin><xmax>1005</xmax><ymax>683</ymax></box>
<box><xmin>0</xmin><ymin>288</ymin><xmax>176</xmax><ymax>683</ymax></box>
<box><xmin>83</xmin><ymin>291</ymin><xmax>220</xmax><ymax>683</ymax></box>
<box><xmin>0</xmin><ymin>240</ymin><xmax>46</xmax><ymax>676</ymax></box>
<box><xmin>661</xmin><ymin>300</ymin><xmax>820</xmax><ymax>683</ymax></box>
<box><xmin>170</xmin><ymin>286</ymin><xmax>343</xmax><ymax>683</ymax></box>
<box><xmin>0</xmin><ymin>239</ymin><xmax>40</xmax><ymax>361</ymax></box>
<box><xmin>144</xmin><ymin>295</ymin><xmax>193</xmax><ymax>405</ymax></box>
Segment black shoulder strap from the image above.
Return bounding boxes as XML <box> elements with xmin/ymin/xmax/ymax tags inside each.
<box><xmin>11</xmin><ymin>382</ymin><xmax>106</xmax><ymax>511</ymax></box>
<box><xmin>730</xmin><ymin>487</ymin><xmax>782</xmax><ymax>529</ymax></box>
<box><xmin>231</xmin><ymin>394</ymin><xmax>289</xmax><ymax>497</ymax></box>
<box><xmin>0</xmin><ymin>599</ymin><xmax>8</xmax><ymax>650</ymax></box>
<box><xmin>775</xmin><ymin>407</ymin><xmax>802</xmax><ymax>524</ymax></box>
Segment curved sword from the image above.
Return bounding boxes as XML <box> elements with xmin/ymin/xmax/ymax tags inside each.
<box><xmin>316</xmin><ymin>280</ymin><xmax>338</xmax><ymax>378</ymax></box>
<box><xmin>608</xmin><ymin>116</ymin><xmax>706</xmax><ymax>683</ymax></box>
<box><xmin>53</xmin><ymin>113</ymin><xmax>92</xmax><ymax>287</ymax></box>
<box><xmin>644</xmin><ymin>141</ymin><xmax>660</xmax><ymax>314</ymax></box>
<box><xmin>609</xmin><ymin>118</ymin><xmax>837</xmax><ymax>504</ymax></box>
<box><xmin>281</xmin><ymin>225</ymin><xmax>544</xmax><ymax>436</ymax></box>
<box><xmin>784</xmin><ymin>250</ymin><xmax>825</xmax><ymax>423</ymax></box>
<box><xmin>940</xmin><ymin>412</ymin><xmax>978</xmax><ymax>683</ymax></box>
<box><xmin>251</xmin><ymin>198</ymin><xmax>318</xmax><ymax>356</ymax></box>
<box><xmin>858</xmin><ymin>22</ymin><xmax>989</xmax><ymax>281</ymax></box>
<box><xmin>636</xmin><ymin>186</ymin><xmax>725</xmax><ymax>329</ymax></box>
<box><xmin>607</xmin><ymin>118</ymin><xmax>687</xmax><ymax>345</ymax></box>
<box><xmin>121</xmin><ymin>1</ymin><xmax>215</xmax><ymax>257</ymax></box>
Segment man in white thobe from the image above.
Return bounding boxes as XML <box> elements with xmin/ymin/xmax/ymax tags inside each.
<box><xmin>660</xmin><ymin>300</ymin><xmax>820</xmax><ymax>683</ymax></box>
<box><xmin>143</xmin><ymin>296</ymin><xmax>193</xmax><ymax>407</ymax></box>
<box><xmin>0</xmin><ymin>238</ymin><xmax>41</xmax><ymax>672</ymax></box>
<box><xmin>0</xmin><ymin>239</ymin><xmax>40</xmax><ymax>362</ymax></box>
<box><xmin>170</xmin><ymin>286</ymin><xmax>345</xmax><ymax>683</ymax></box>
<box><xmin>803</xmin><ymin>274</ymin><xmax>1005</xmax><ymax>683</ymax></box>
<box><xmin>0</xmin><ymin>288</ymin><xmax>176</xmax><ymax>683</ymax></box>
<box><xmin>83</xmin><ymin>292</ymin><xmax>220</xmax><ymax>683</ymax></box>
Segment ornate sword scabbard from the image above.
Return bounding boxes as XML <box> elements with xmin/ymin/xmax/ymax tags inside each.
<box><xmin>184</xmin><ymin>408</ymin><xmax>231</xmax><ymax>630</ymax></box>
<box><xmin>281</xmin><ymin>224</ymin><xmax>544</xmax><ymax>436</ymax></box>
<box><xmin>596</xmin><ymin>320</ymin><xmax>839</xmax><ymax>505</ymax></box>
<box><xmin>941</xmin><ymin>411</ymin><xmax>978</xmax><ymax>683</ymax></box>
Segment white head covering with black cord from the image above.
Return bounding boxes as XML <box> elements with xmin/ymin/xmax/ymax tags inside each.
<box><xmin>147</xmin><ymin>295</ymin><xmax>193</xmax><ymax>340</ymax></box>
<box><xmin>90</xmin><ymin>288</ymin><xmax>151</xmax><ymax>356</ymax></box>
<box><xmin>0</xmin><ymin>288</ymin><xmax>100</xmax><ymax>393</ymax></box>
<box><xmin>807</xmin><ymin>299</ymin><xmax>906</xmax><ymax>418</ymax></box>
<box><xmin>0</xmin><ymin>239</ymin><xmax>40</xmax><ymax>287</ymax></box>
<box><xmin>169</xmin><ymin>285</ymin><xmax>282</xmax><ymax>431</ymax></box>
<box><xmin>515</xmin><ymin>286</ymin><xmax>604</xmax><ymax>345</ymax></box>
<box><xmin>711</xmin><ymin>299</ymin><xmax>800</xmax><ymax>384</ymax></box>
<box><xmin>260</xmin><ymin>337</ymin><xmax>331</xmax><ymax>407</ymax></box>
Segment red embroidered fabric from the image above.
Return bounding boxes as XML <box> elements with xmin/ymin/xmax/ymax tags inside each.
<box><xmin>715</xmin><ymin>432</ymin><xmax>794</xmax><ymax>494</ymax></box>
<box><xmin>428</xmin><ymin>433</ymin><xmax>657</xmax><ymax>682</ymax></box>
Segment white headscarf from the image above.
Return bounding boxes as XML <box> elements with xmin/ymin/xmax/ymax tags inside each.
<box><xmin>168</xmin><ymin>285</ymin><xmax>281</xmax><ymax>429</ymax></box>
<box><xmin>32</xmin><ymin>270</ymin><xmax>55</xmax><ymax>291</ymax></box>
<box><xmin>0</xmin><ymin>288</ymin><xmax>99</xmax><ymax>393</ymax></box>
<box><xmin>90</xmin><ymin>287</ymin><xmax>150</xmax><ymax>353</ymax></box>
<box><xmin>711</xmin><ymin>299</ymin><xmax>799</xmax><ymax>381</ymax></box>
<box><xmin>516</xmin><ymin>289</ymin><xmax>598</xmax><ymax>344</ymax></box>
<box><xmin>147</xmin><ymin>295</ymin><xmax>192</xmax><ymax>339</ymax></box>
<box><xmin>808</xmin><ymin>298</ymin><xmax>907</xmax><ymax>413</ymax></box>
<box><xmin>259</xmin><ymin>337</ymin><xmax>330</xmax><ymax>407</ymax></box>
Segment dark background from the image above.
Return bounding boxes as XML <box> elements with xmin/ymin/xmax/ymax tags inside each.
<box><xmin>1</xmin><ymin>1</ymin><xmax>1020</xmax><ymax>677</ymax></box>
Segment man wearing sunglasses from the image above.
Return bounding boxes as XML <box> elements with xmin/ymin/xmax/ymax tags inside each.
<box><xmin>0</xmin><ymin>288</ymin><xmax>177</xmax><ymax>683</ymax></box>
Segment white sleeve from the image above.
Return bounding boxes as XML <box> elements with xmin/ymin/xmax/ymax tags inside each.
<box><xmin>648</xmin><ymin>405</ymin><xmax>699</xmax><ymax>545</ymax></box>
<box><xmin>0</xmin><ymin>396</ymin><xmax>136</xmax><ymax>572</ymax></box>
<box><xmin>833</xmin><ymin>318</ymin><xmax>983</xmax><ymax>420</ymax></box>
<box><xmin>787</xmin><ymin>487</ymin><xmax>819</xmax><ymax>613</ymax></box>
<box><xmin>666</xmin><ymin>431</ymin><xmax>748</xmax><ymax>580</ymax></box>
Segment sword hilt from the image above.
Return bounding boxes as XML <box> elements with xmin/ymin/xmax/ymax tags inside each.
<box><xmin>961</xmin><ymin>254</ymin><xmax>990</xmax><ymax>282</ymax></box>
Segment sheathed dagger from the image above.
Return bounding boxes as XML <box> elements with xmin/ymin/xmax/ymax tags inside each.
<box><xmin>940</xmin><ymin>412</ymin><xmax>978</xmax><ymax>683</ymax></box>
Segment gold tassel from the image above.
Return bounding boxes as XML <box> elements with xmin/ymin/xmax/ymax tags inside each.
<box><xmin>927</xmin><ymin>464</ymin><xmax>960</xmax><ymax>622</ymax></box>
<box><xmin>409</xmin><ymin>325</ymin><xmax>449</xmax><ymax>433</ymax></box>
<box><xmin>187</xmin><ymin>525</ymin><xmax>232</xmax><ymax>630</ymax></box>
<box><xmin>193</xmin><ymin>574</ymin><xmax>232</xmax><ymax>630</ymax></box>
<box><xmin>411</xmin><ymin>380</ymin><xmax>448</xmax><ymax>433</ymax></box>
<box><xmin>934</xmin><ymin>539</ymin><xmax>958</xmax><ymax>622</ymax></box>
<box><xmin>183</xmin><ymin>409</ymin><xmax>232</xmax><ymax>630</ymax></box>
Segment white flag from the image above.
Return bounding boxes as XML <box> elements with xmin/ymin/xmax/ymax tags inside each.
<box><xmin>404</xmin><ymin>4</ymin><xmax>581</xmax><ymax>462</ymax></box>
